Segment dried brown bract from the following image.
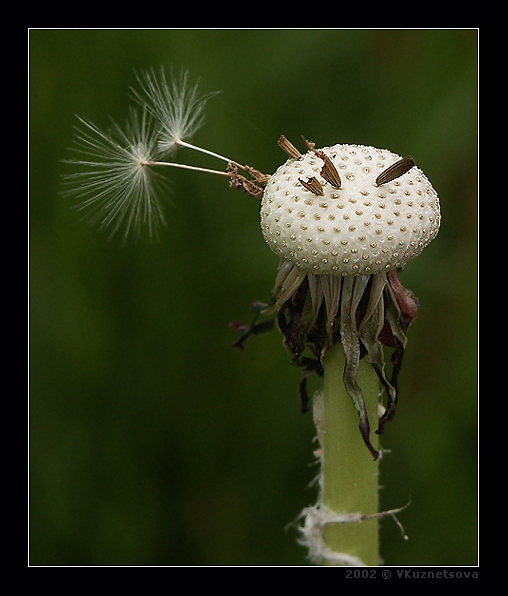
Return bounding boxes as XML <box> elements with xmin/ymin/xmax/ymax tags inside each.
<box><xmin>228</xmin><ymin>162</ymin><xmax>269</xmax><ymax>199</ymax></box>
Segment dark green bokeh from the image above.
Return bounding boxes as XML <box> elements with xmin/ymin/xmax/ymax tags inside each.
<box><xmin>30</xmin><ymin>29</ymin><xmax>478</xmax><ymax>566</ymax></box>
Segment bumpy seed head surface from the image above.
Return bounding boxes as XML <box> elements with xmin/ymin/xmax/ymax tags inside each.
<box><xmin>261</xmin><ymin>143</ymin><xmax>440</xmax><ymax>276</ymax></box>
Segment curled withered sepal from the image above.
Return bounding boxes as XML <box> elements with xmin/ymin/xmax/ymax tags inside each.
<box><xmin>233</xmin><ymin>263</ymin><xmax>418</xmax><ymax>460</ymax></box>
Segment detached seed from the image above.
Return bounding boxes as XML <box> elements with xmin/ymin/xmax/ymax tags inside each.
<box><xmin>375</xmin><ymin>156</ymin><xmax>416</xmax><ymax>186</ymax></box>
<box><xmin>299</xmin><ymin>176</ymin><xmax>324</xmax><ymax>196</ymax></box>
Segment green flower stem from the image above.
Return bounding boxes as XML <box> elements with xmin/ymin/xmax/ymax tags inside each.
<box><xmin>321</xmin><ymin>342</ymin><xmax>380</xmax><ymax>566</ymax></box>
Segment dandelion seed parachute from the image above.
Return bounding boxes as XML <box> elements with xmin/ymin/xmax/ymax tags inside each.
<box><xmin>133</xmin><ymin>67</ymin><xmax>218</xmax><ymax>154</ymax></box>
<box><xmin>62</xmin><ymin>108</ymin><xmax>167</xmax><ymax>241</ymax></box>
<box><xmin>63</xmin><ymin>69</ymin><xmax>231</xmax><ymax>241</ymax></box>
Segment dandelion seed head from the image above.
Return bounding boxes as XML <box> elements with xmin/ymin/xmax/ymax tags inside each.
<box><xmin>62</xmin><ymin>108</ymin><xmax>168</xmax><ymax>242</ymax></box>
<box><xmin>134</xmin><ymin>67</ymin><xmax>217</xmax><ymax>154</ymax></box>
<box><xmin>261</xmin><ymin>143</ymin><xmax>440</xmax><ymax>275</ymax></box>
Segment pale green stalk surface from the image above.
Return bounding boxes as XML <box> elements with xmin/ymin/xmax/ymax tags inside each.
<box><xmin>321</xmin><ymin>343</ymin><xmax>380</xmax><ymax>566</ymax></box>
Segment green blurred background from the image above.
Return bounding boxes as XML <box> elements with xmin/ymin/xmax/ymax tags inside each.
<box><xmin>29</xmin><ymin>29</ymin><xmax>478</xmax><ymax>566</ymax></box>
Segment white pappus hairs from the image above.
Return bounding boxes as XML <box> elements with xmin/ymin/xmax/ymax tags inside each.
<box><xmin>63</xmin><ymin>68</ymin><xmax>221</xmax><ymax>241</ymax></box>
<box><xmin>133</xmin><ymin>67</ymin><xmax>219</xmax><ymax>154</ymax></box>
<box><xmin>63</xmin><ymin>107</ymin><xmax>167</xmax><ymax>242</ymax></box>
